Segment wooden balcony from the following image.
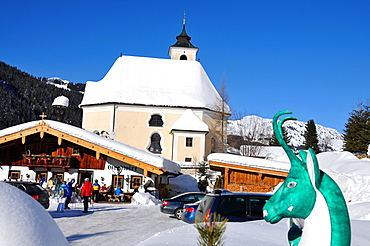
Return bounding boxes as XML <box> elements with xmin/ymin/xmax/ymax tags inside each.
<box><xmin>22</xmin><ymin>154</ymin><xmax>71</xmax><ymax>170</ymax></box>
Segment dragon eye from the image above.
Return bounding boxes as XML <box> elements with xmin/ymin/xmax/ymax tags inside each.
<box><xmin>287</xmin><ymin>181</ymin><xmax>297</xmax><ymax>188</ymax></box>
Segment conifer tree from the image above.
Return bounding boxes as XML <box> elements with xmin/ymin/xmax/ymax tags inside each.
<box><xmin>195</xmin><ymin>213</ymin><xmax>228</xmax><ymax>246</ymax></box>
<box><xmin>270</xmin><ymin>126</ymin><xmax>290</xmax><ymax>146</ymax></box>
<box><xmin>343</xmin><ymin>102</ymin><xmax>370</xmax><ymax>153</ymax></box>
<box><xmin>304</xmin><ymin>119</ymin><xmax>320</xmax><ymax>154</ymax></box>
<box><xmin>197</xmin><ymin>161</ymin><xmax>209</xmax><ymax>192</ymax></box>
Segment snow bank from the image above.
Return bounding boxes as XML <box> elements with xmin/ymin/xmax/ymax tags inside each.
<box><xmin>131</xmin><ymin>192</ymin><xmax>161</xmax><ymax>205</ymax></box>
<box><xmin>168</xmin><ymin>175</ymin><xmax>200</xmax><ymax>196</ymax></box>
<box><xmin>0</xmin><ymin>182</ymin><xmax>68</xmax><ymax>246</ymax></box>
<box><xmin>317</xmin><ymin>152</ymin><xmax>370</xmax><ymax>204</ymax></box>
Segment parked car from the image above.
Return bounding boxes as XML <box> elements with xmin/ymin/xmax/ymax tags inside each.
<box><xmin>160</xmin><ymin>192</ymin><xmax>206</xmax><ymax>219</ymax></box>
<box><xmin>3</xmin><ymin>181</ymin><xmax>50</xmax><ymax>209</ymax></box>
<box><xmin>181</xmin><ymin>201</ymin><xmax>200</xmax><ymax>223</ymax></box>
<box><xmin>195</xmin><ymin>192</ymin><xmax>271</xmax><ymax>222</ymax></box>
<box><xmin>182</xmin><ymin>190</ymin><xmax>233</xmax><ymax>224</ymax></box>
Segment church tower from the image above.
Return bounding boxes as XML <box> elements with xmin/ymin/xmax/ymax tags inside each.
<box><xmin>168</xmin><ymin>17</ymin><xmax>198</xmax><ymax>61</ymax></box>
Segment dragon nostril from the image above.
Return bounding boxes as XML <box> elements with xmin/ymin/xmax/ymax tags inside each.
<box><xmin>263</xmin><ymin>210</ymin><xmax>268</xmax><ymax>217</ymax></box>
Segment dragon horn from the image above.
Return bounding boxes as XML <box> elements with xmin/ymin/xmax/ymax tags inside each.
<box><xmin>273</xmin><ymin>111</ymin><xmax>300</xmax><ymax>165</ymax></box>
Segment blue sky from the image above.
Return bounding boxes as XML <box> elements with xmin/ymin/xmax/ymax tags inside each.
<box><xmin>1</xmin><ymin>1</ymin><xmax>369</xmax><ymax>133</ymax></box>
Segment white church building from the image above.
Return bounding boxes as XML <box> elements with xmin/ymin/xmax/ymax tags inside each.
<box><xmin>80</xmin><ymin>20</ymin><xmax>230</xmax><ymax>166</ymax></box>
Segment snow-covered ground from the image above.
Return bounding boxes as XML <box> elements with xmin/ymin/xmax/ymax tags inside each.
<box><xmin>1</xmin><ymin>152</ymin><xmax>369</xmax><ymax>245</ymax></box>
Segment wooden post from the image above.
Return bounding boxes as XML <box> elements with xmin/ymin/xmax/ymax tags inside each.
<box><xmin>224</xmin><ymin>168</ymin><xmax>229</xmax><ymax>190</ymax></box>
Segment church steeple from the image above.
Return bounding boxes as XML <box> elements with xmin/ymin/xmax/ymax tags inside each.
<box><xmin>168</xmin><ymin>15</ymin><xmax>199</xmax><ymax>61</ymax></box>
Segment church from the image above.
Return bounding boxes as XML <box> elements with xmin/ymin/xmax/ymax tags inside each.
<box><xmin>80</xmin><ymin>20</ymin><xmax>230</xmax><ymax>166</ymax></box>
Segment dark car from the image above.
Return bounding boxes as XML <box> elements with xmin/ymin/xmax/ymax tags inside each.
<box><xmin>3</xmin><ymin>181</ymin><xmax>50</xmax><ymax>209</ymax></box>
<box><xmin>195</xmin><ymin>192</ymin><xmax>271</xmax><ymax>222</ymax></box>
<box><xmin>181</xmin><ymin>201</ymin><xmax>200</xmax><ymax>224</ymax></box>
<box><xmin>160</xmin><ymin>192</ymin><xmax>205</xmax><ymax>219</ymax></box>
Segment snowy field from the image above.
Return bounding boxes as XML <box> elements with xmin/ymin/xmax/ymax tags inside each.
<box><xmin>46</xmin><ymin>201</ymin><xmax>369</xmax><ymax>246</ymax></box>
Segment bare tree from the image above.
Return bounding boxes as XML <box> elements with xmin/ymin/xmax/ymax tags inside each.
<box><xmin>232</xmin><ymin>112</ymin><xmax>270</xmax><ymax>157</ymax></box>
<box><xmin>319</xmin><ymin>134</ymin><xmax>333</xmax><ymax>152</ymax></box>
<box><xmin>209</xmin><ymin>74</ymin><xmax>231</xmax><ymax>153</ymax></box>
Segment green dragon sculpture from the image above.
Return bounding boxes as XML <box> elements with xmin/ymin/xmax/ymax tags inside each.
<box><xmin>263</xmin><ymin>111</ymin><xmax>351</xmax><ymax>246</ymax></box>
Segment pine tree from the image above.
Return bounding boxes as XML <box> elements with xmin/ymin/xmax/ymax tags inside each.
<box><xmin>195</xmin><ymin>213</ymin><xmax>228</xmax><ymax>246</ymax></box>
<box><xmin>270</xmin><ymin>126</ymin><xmax>290</xmax><ymax>146</ymax></box>
<box><xmin>304</xmin><ymin>119</ymin><xmax>320</xmax><ymax>154</ymax></box>
<box><xmin>343</xmin><ymin>102</ymin><xmax>370</xmax><ymax>153</ymax></box>
<box><xmin>197</xmin><ymin>161</ymin><xmax>209</xmax><ymax>192</ymax></box>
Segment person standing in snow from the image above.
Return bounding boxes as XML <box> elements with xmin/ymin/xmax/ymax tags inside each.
<box><xmin>64</xmin><ymin>179</ymin><xmax>75</xmax><ymax>210</ymax></box>
<box><xmin>80</xmin><ymin>178</ymin><xmax>93</xmax><ymax>213</ymax></box>
<box><xmin>92</xmin><ymin>179</ymin><xmax>100</xmax><ymax>203</ymax></box>
<box><xmin>57</xmin><ymin>181</ymin><xmax>68</xmax><ymax>212</ymax></box>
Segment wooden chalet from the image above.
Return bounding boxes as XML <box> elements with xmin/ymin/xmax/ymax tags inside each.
<box><xmin>0</xmin><ymin>118</ymin><xmax>180</xmax><ymax>198</ymax></box>
<box><xmin>208</xmin><ymin>153</ymin><xmax>289</xmax><ymax>193</ymax></box>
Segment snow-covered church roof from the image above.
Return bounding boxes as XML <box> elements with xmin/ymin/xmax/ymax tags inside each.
<box><xmin>172</xmin><ymin>109</ymin><xmax>209</xmax><ymax>132</ymax></box>
<box><xmin>80</xmin><ymin>55</ymin><xmax>227</xmax><ymax>112</ymax></box>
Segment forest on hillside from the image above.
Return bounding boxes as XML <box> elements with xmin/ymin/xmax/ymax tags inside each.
<box><xmin>0</xmin><ymin>61</ymin><xmax>84</xmax><ymax>130</ymax></box>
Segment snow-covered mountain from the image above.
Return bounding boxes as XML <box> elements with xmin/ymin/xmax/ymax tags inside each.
<box><xmin>227</xmin><ymin>115</ymin><xmax>344</xmax><ymax>152</ymax></box>
<box><xmin>46</xmin><ymin>77</ymin><xmax>71</xmax><ymax>90</ymax></box>
<box><xmin>46</xmin><ymin>77</ymin><xmax>85</xmax><ymax>94</ymax></box>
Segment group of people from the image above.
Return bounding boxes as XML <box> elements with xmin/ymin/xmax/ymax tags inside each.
<box><xmin>57</xmin><ymin>178</ymin><xmax>129</xmax><ymax>213</ymax></box>
<box><xmin>58</xmin><ymin>178</ymin><xmax>96</xmax><ymax>213</ymax></box>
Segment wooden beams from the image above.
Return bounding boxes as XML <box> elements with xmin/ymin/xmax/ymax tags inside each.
<box><xmin>0</xmin><ymin>122</ymin><xmax>166</xmax><ymax>175</ymax></box>
<box><xmin>224</xmin><ymin>167</ymin><xmax>229</xmax><ymax>189</ymax></box>
<box><xmin>209</xmin><ymin>160</ymin><xmax>288</xmax><ymax>193</ymax></box>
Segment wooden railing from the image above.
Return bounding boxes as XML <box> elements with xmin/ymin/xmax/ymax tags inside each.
<box><xmin>22</xmin><ymin>154</ymin><xmax>71</xmax><ymax>167</ymax></box>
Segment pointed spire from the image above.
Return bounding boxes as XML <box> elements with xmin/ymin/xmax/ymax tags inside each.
<box><xmin>171</xmin><ymin>14</ymin><xmax>196</xmax><ymax>48</ymax></box>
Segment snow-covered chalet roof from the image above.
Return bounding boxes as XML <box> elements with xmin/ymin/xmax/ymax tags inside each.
<box><xmin>171</xmin><ymin>109</ymin><xmax>209</xmax><ymax>132</ymax></box>
<box><xmin>207</xmin><ymin>153</ymin><xmax>290</xmax><ymax>173</ymax></box>
<box><xmin>0</xmin><ymin>120</ymin><xmax>180</xmax><ymax>174</ymax></box>
<box><xmin>80</xmin><ymin>55</ymin><xmax>228</xmax><ymax>112</ymax></box>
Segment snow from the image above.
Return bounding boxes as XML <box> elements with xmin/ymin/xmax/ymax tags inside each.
<box><xmin>0</xmin><ymin>120</ymin><xmax>180</xmax><ymax>174</ymax></box>
<box><xmin>52</xmin><ymin>95</ymin><xmax>69</xmax><ymax>107</ymax></box>
<box><xmin>1</xmin><ymin>152</ymin><xmax>370</xmax><ymax>245</ymax></box>
<box><xmin>47</xmin><ymin>77</ymin><xmax>71</xmax><ymax>91</ymax></box>
<box><xmin>0</xmin><ymin>182</ymin><xmax>68</xmax><ymax>246</ymax></box>
<box><xmin>80</xmin><ymin>55</ymin><xmax>228</xmax><ymax>113</ymax></box>
<box><xmin>208</xmin><ymin>152</ymin><xmax>290</xmax><ymax>173</ymax></box>
<box><xmin>228</xmin><ymin>115</ymin><xmax>344</xmax><ymax>151</ymax></box>
<box><xmin>168</xmin><ymin>175</ymin><xmax>200</xmax><ymax>196</ymax></box>
<box><xmin>172</xmin><ymin>109</ymin><xmax>209</xmax><ymax>132</ymax></box>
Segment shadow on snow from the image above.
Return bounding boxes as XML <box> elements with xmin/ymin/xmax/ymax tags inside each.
<box><xmin>49</xmin><ymin>206</ymin><xmax>127</xmax><ymax>218</ymax></box>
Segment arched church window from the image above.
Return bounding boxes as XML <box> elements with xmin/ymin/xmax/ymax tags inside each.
<box><xmin>180</xmin><ymin>54</ymin><xmax>188</xmax><ymax>60</ymax></box>
<box><xmin>149</xmin><ymin>114</ymin><xmax>164</xmax><ymax>127</ymax></box>
<box><xmin>148</xmin><ymin>133</ymin><xmax>162</xmax><ymax>154</ymax></box>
